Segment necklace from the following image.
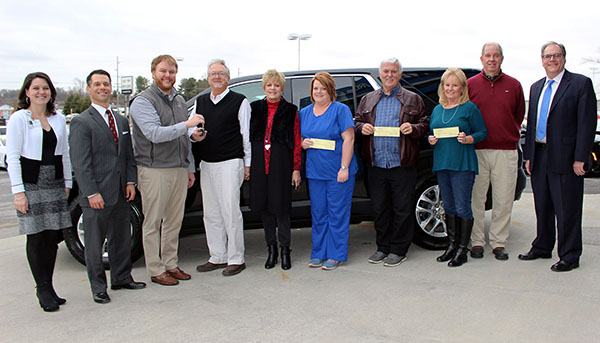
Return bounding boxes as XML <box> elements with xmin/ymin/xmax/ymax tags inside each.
<box><xmin>441</xmin><ymin>105</ymin><xmax>459</xmax><ymax>124</ymax></box>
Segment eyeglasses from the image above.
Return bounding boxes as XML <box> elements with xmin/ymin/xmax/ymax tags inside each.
<box><xmin>208</xmin><ymin>72</ymin><xmax>228</xmax><ymax>78</ymax></box>
<box><xmin>542</xmin><ymin>53</ymin><xmax>563</xmax><ymax>60</ymax></box>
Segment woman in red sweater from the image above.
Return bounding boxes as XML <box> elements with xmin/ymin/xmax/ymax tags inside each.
<box><xmin>249</xmin><ymin>70</ymin><xmax>302</xmax><ymax>270</ymax></box>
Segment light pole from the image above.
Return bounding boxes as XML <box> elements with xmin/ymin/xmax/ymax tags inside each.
<box><xmin>288</xmin><ymin>33</ymin><xmax>311</xmax><ymax>70</ymax></box>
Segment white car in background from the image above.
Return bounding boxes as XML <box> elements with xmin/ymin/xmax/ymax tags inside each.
<box><xmin>0</xmin><ymin>136</ymin><xmax>7</xmax><ymax>169</ymax></box>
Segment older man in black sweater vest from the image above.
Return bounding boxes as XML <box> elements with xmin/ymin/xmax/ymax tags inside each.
<box><xmin>194</xmin><ymin>59</ymin><xmax>251</xmax><ymax>276</ymax></box>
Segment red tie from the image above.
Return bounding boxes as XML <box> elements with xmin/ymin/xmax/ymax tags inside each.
<box><xmin>106</xmin><ymin>110</ymin><xmax>119</xmax><ymax>149</ymax></box>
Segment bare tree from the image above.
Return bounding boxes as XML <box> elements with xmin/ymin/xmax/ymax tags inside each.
<box><xmin>73</xmin><ymin>78</ymin><xmax>86</xmax><ymax>95</ymax></box>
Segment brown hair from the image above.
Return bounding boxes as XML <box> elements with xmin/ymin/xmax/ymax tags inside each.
<box><xmin>310</xmin><ymin>72</ymin><xmax>336</xmax><ymax>103</ymax></box>
<box><xmin>151</xmin><ymin>55</ymin><xmax>178</xmax><ymax>72</ymax></box>
<box><xmin>17</xmin><ymin>72</ymin><xmax>57</xmax><ymax>115</ymax></box>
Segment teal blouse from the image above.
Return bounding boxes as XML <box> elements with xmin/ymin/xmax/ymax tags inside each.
<box><xmin>429</xmin><ymin>101</ymin><xmax>487</xmax><ymax>174</ymax></box>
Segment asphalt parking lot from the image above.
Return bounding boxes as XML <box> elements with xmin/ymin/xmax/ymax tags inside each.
<box><xmin>1</xmin><ymin>170</ymin><xmax>599</xmax><ymax>342</ymax></box>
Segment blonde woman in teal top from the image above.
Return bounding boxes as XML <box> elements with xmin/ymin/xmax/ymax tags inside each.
<box><xmin>428</xmin><ymin>68</ymin><xmax>487</xmax><ymax>267</ymax></box>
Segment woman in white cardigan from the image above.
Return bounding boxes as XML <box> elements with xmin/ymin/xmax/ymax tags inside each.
<box><xmin>7</xmin><ymin>72</ymin><xmax>72</xmax><ymax>312</ymax></box>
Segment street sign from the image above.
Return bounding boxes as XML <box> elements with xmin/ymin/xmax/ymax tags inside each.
<box><xmin>121</xmin><ymin>76</ymin><xmax>133</xmax><ymax>95</ymax></box>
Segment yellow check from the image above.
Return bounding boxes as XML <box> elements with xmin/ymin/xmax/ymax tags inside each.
<box><xmin>433</xmin><ymin>127</ymin><xmax>459</xmax><ymax>138</ymax></box>
<box><xmin>374</xmin><ymin>126</ymin><xmax>401</xmax><ymax>137</ymax></box>
<box><xmin>309</xmin><ymin>138</ymin><xmax>336</xmax><ymax>151</ymax></box>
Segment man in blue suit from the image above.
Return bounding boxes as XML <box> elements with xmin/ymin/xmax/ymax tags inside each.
<box><xmin>70</xmin><ymin>70</ymin><xmax>146</xmax><ymax>303</ymax></box>
<box><xmin>520</xmin><ymin>42</ymin><xmax>597</xmax><ymax>272</ymax></box>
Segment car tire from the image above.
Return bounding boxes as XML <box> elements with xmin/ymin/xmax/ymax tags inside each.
<box><xmin>413</xmin><ymin>176</ymin><xmax>448</xmax><ymax>250</ymax></box>
<box><xmin>63</xmin><ymin>194</ymin><xmax>144</xmax><ymax>269</ymax></box>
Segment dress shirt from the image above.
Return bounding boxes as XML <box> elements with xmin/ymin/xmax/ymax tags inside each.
<box><xmin>91</xmin><ymin>103</ymin><xmax>118</xmax><ymax>132</ymax></box>
<box><xmin>373</xmin><ymin>85</ymin><xmax>402</xmax><ymax>168</ymax></box>
<box><xmin>536</xmin><ymin>69</ymin><xmax>565</xmax><ymax>143</ymax></box>
<box><xmin>210</xmin><ymin>87</ymin><xmax>252</xmax><ymax>167</ymax></box>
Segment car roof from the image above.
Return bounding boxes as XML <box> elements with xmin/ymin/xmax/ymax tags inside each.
<box><xmin>187</xmin><ymin>67</ymin><xmax>479</xmax><ymax>106</ymax></box>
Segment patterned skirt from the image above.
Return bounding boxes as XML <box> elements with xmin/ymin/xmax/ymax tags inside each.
<box><xmin>17</xmin><ymin>165</ymin><xmax>72</xmax><ymax>235</ymax></box>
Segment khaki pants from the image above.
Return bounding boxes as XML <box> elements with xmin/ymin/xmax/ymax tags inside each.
<box><xmin>471</xmin><ymin>149</ymin><xmax>518</xmax><ymax>249</ymax></box>
<box><xmin>138</xmin><ymin>166</ymin><xmax>188</xmax><ymax>277</ymax></box>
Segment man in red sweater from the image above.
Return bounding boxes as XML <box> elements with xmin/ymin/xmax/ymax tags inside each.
<box><xmin>467</xmin><ymin>42</ymin><xmax>526</xmax><ymax>260</ymax></box>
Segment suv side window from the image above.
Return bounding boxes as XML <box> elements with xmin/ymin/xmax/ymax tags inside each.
<box><xmin>229</xmin><ymin>80</ymin><xmax>293</xmax><ymax>104</ymax></box>
<box><xmin>291</xmin><ymin>75</ymin><xmax>376</xmax><ymax>114</ymax></box>
<box><xmin>291</xmin><ymin>78</ymin><xmax>313</xmax><ymax>110</ymax></box>
<box><xmin>334</xmin><ymin>76</ymin><xmax>354</xmax><ymax>113</ymax></box>
<box><xmin>229</xmin><ymin>81</ymin><xmax>265</xmax><ymax>103</ymax></box>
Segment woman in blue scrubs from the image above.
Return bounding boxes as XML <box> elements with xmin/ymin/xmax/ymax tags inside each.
<box><xmin>299</xmin><ymin>72</ymin><xmax>358</xmax><ymax>270</ymax></box>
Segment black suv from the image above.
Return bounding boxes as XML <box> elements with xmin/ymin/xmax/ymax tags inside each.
<box><xmin>63</xmin><ymin>67</ymin><xmax>527</xmax><ymax>266</ymax></box>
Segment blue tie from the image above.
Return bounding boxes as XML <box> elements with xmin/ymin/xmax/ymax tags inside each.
<box><xmin>536</xmin><ymin>79</ymin><xmax>554</xmax><ymax>141</ymax></box>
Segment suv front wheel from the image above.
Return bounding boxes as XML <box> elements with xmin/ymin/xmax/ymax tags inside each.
<box><xmin>413</xmin><ymin>178</ymin><xmax>448</xmax><ymax>250</ymax></box>
<box><xmin>63</xmin><ymin>195</ymin><xmax>144</xmax><ymax>269</ymax></box>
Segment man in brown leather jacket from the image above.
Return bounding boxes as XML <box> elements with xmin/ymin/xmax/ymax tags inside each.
<box><xmin>355</xmin><ymin>58</ymin><xmax>429</xmax><ymax>267</ymax></box>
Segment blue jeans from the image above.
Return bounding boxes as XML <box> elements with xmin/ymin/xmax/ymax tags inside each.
<box><xmin>437</xmin><ymin>170</ymin><xmax>475</xmax><ymax>219</ymax></box>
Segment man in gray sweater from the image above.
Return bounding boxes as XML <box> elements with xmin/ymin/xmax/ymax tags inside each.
<box><xmin>130</xmin><ymin>55</ymin><xmax>205</xmax><ymax>286</ymax></box>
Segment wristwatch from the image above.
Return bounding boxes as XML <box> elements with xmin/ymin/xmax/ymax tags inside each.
<box><xmin>340</xmin><ymin>165</ymin><xmax>348</xmax><ymax>170</ymax></box>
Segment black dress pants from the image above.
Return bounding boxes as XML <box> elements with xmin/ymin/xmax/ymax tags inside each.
<box><xmin>530</xmin><ymin>144</ymin><xmax>583</xmax><ymax>263</ymax></box>
<box><xmin>262</xmin><ymin>211</ymin><xmax>291</xmax><ymax>247</ymax></box>
<box><xmin>82</xmin><ymin>194</ymin><xmax>133</xmax><ymax>293</ymax></box>
<box><xmin>367</xmin><ymin>166</ymin><xmax>416</xmax><ymax>256</ymax></box>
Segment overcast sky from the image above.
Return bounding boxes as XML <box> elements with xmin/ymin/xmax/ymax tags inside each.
<box><xmin>1</xmin><ymin>0</ymin><xmax>598</xmax><ymax>99</ymax></box>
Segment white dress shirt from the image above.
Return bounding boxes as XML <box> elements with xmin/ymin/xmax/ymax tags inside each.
<box><xmin>536</xmin><ymin>69</ymin><xmax>565</xmax><ymax>143</ymax></box>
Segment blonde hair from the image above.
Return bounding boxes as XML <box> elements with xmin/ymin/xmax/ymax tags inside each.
<box><xmin>438</xmin><ymin>68</ymin><xmax>469</xmax><ymax>107</ymax></box>
<box><xmin>262</xmin><ymin>69</ymin><xmax>286</xmax><ymax>92</ymax></box>
<box><xmin>310</xmin><ymin>72</ymin><xmax>336</xmax><ymax>103</ymax></box>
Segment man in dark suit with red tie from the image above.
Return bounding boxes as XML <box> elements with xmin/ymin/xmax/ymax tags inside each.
<box><xmin>69</xmin><ymin>70</ymin><xmax>146</xmax><ymax>303</ymax></box>
<box><xmin>520</xmin><ymin>42</ymin><xmax>597</xmax><ymax>272</ymax></box>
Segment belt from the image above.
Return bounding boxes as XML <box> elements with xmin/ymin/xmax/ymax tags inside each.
<box><xmin>535</xmin><ymin>142</ymin><xmax>547</xmax><ymax>149</ymax></box>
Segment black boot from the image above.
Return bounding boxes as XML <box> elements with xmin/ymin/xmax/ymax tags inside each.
<box><xmin>36</xmin><ymin>283</ymin><xmax>59</xmax><ymax>312</ymax></box>
<box><xmin>437</xmin><ymin>214</ymin><xmax>457</xmax><ymax>262</ymax></box>
<box><xmin>47</xmin><ymin>239</ymin><xmax>66</xmax><ymax>305</ymax></box>
<box><xmin>48</xmin><ymin>283</ymin><xmax>66</xmax><ymax>305</ymax></box>
<box><xmin>265</xmin><ymin>244</ymin><xmax>278</xmax><ymax>269</ymax></box>
<box><xmin>281</xmin><ymin>246</ymin><xmax>291</xmax><ymax>270</ymax></box>
<box><xmin>27</xmin><ymin>232</ymin><xmax>60</xmax><ymax>312</ymax></box>
<box><xmin>449</xmin><ymin>217</ymin><xmax>473</xmax><ymax>267</ymax></box>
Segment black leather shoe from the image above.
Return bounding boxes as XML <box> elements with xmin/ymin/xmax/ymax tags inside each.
<box><xmin>111</xmin><ymin>281</ymin><xmax>147</xmax><ymax>290</ymax></box>
<box><xmin>492</xmin><ymin>248</ymin><xmax>509</xmax><ymax>261</ymax></box>
<box><xmin>518</xmin><ymin>250</ymin><xmax>552</xmax><ymax>260</ymax></box>
<box><xmin>550</xmin><ymin>260</ymin><xmax>579</xmax><ymax>272</ymax></box>
<box><xmin>93</xmin><ymin>292</ymin><xmax>111</xmax><ymax>304</ymax></box>
<box><xmin>470</xmin><ymin>246</ymin><xmax>484</xmax><ymax>259</ymax></box>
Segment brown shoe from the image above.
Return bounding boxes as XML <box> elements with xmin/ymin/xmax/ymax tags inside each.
<box><xmin>166</xmin><ymin>267</ymin><xmax>191</xmax><ymax>280</ymax></box>
<box><xmin>222</xmin><ymin>263</ymin><xmax>246</xmax><ymax>276</ymax></box>
<box><xmin>150</xmin><ymin>272</ymin><xmax>179</xmax><ymax>286</ymax></box>
<box><xmin>196</xmin><ymin>262</ymin><xmax>227</xmax><ymax>272</ymax></box>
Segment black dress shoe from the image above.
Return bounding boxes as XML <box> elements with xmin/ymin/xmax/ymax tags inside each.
<box><xmin>111</xmin><ymin>281</ymin><xmax>147</xmax><ymax>290</ymax></box>
<box><xmin>492</xmin><ymin>248</ymin><xmax>509</xmax><ymax>261</ymax></box>
<box><xmin>470</xmin><ymin>246</ymin><xmax>484</xmax><ymax>259</ymax></box>
<box><xmin>93</xmin><ymin>292</ymin><xmax>111</xmax><ymax>304</ymax></box>
<box><xmin>518</xmin><ymin>250</ymin><xmax>552</xmax><ymax>260</ymax></box>
<box><xmin>551</xmin><ymin>260</ymin><xmax>579</xmax><ymax>272</ymax></box>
